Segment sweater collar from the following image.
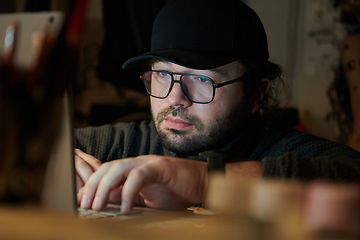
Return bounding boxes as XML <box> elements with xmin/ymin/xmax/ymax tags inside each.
<box><xmin>219</xmin><ymin>112</ymin><xmax>265</xmax><ymax>160</ymax></box>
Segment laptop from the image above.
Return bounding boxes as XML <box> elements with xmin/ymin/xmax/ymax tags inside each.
<box><xmin>0</xmin><ymin>11</ymin><xmax>67</xmax><ymax>205</ymax></box>
<box><xmin>44</xmin><ymin>91</ymin><xmax>169</xmax><ymax>219</ymax></box>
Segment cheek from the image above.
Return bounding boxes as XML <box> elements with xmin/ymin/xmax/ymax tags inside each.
<box><xmin>150</xmin><ymin>98</ymin><xmax>162</xmax><ymax>117</ymax></box>
<box><xmin>193</xmin><ymin>102</ymin><xmax>230</xmax><ymax>127</ymax></box>
<box><xmin>198</xmin><ymin>89</ymin><xmax>244</xmax><ymax>123</ymax></box>
<box><xmin>212</xmin><ymin>87</ymin><xmax>244</xmax><ymax>110</ymax></box>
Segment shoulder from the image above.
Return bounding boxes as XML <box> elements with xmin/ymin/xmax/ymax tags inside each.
<box><xmin>262</xmin><ymin>126</ymin><xmax>359</xmax><ymax>159</ymax></box>
<box><xmin>74</xmin><ymin>120</ymin><xmax>154</xmax><ymax>138</ymax></box>
<box><xmin>74</xmin><ymin>120</ymin><xmax>159</xmax><ymax>160</ymax></box>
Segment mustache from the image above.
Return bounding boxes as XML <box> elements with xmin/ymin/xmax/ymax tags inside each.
<box><xmin>155</xmin><ymin>106</ymin><xmax>204</xmax><ymax>131</ymax></box>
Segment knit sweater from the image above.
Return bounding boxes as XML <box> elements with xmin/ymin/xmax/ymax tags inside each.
<box><xmin>74</xmin><ymin>116</ymin><xmax>360</xmax><ymax>182</ymax></box>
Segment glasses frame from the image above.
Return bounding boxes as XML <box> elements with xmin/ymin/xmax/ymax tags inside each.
<box><xmin>140</xmin><ymin>70</ymin><xmax>246</xmax><ymax>104</ymax></box>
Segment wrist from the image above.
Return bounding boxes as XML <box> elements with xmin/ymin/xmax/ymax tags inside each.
<box><xmin>225</xmin><ymin>161</ymin><xmax>263</xmax><ymax>179</ymax></box>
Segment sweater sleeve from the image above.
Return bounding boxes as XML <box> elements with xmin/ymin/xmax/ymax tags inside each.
<box><xmin>74</xmin><ymin>121</ymin><xmax>164</xmax><ymax>163</ymax></box>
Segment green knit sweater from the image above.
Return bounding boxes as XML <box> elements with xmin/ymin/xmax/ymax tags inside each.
<box><xmin>74</xmin><ymin>117</ymin><xmax>360</xmax><ymax>182</ymax></box>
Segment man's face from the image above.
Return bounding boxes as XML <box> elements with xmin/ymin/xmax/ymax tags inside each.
<box><xmin>150</xmin><ymin>60</ymin><xmax>250</xmax><ymax>156</ymax></box>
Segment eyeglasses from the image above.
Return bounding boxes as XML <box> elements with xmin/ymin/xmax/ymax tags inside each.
<box><xmin>140</xmin><ymin>70</ymin><xmax>246</xmax><ymax>104</ymax></box>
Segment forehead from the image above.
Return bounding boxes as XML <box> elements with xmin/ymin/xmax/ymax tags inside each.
<box><xmin>151</xmin><ymin>60</ymin><xmax>244</xmax><ymax>78</ymax></box>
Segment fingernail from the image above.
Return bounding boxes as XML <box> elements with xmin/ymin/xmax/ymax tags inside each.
<box><xmin>121</xmin><ymin>202</ymin><xmax>127</xmax><ymax>214</ymax></box>
<box><xmin>92</xmin><ymin>196</ymin><xmax>101</xmax><ymax>210</ymax></box>
<box><xmin>80</xmin><ymin>195</ymin><xmax>89</xmax><ymax>209</ymax></box>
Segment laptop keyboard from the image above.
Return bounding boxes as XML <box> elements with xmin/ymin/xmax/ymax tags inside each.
<box><xmin>78</xmin><ymin>205</ymin><xmax>214</xmax><ymax>220</ymax></box>
<box><xmin>78</xmin><ymin>207</ymin><xmax>124</xmax><ymax>219</ymax></box>
<box><xmin>77</xmin><ymin>205</ymin><xmax>154</xmax><ymax>220</ymax></box>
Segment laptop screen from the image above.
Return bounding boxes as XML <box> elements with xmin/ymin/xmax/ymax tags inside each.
<box><xmin>42</xmin><ymin>91</ymin><xmax>77</xmax><ymax>213</ymax></box>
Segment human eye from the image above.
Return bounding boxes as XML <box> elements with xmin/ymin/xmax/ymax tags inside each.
<box><xmin>154</xmin><ymin>71</ymin><xmax>170</xmax><ymax>78</ymax></box>
<box><xmin>194</xmin><ymin>75</ymin><xmax>211</xmax><ymax>83</ymax></box>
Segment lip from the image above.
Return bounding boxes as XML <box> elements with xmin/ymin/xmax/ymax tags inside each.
<box><xmin>164</xmin><ymin>116</ymin><xmax>193</xmax><ymax>130</ymax></box>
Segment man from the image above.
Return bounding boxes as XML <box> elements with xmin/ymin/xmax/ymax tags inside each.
<box><xmin>75</xmin><ymin>0</ymin><xmax>360</xmax><ymax>214</ymax></box>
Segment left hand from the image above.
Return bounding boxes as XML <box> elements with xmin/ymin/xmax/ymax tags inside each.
<box><xmin>74</xmin><ymin>149</ymin><xmax>102</xmax><ymax>192</ymax></box>
<box><xmin>77</xmin><ymin>154</ymin><xmax>208</xmax><ymax>214</ymax></box>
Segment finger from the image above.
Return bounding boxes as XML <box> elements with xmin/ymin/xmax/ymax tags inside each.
<box><xmin>77</xmin><ymin>187</ymin><xmax>83</xmax><ymax>206</ymax></box>
<box><xmin>91</xmin><ymin>160</ymin><xmax>138</xmax><ymax>211</ymax></box>
<box><xmin>108</xmin><ymin>187</ymin><xmax>123</xmax><ymax>204</ymax></box>
<box><xmin>76</xmin><ymin>173</ymin><xmax>84</xmax><ymax>193</ymax></box>
<box><xmin>108</xmin><ymin>187</ymin><xmax>145</xmax><ymax>207</ymax></box>
<box><xmin>74</xmin><ymin>149</ymin><xmax>102</xmax><ymax>170</ymax></box>
<box><xmin>121</xmin><ymin>164</ymin><xmax>158</xmax><ymax>214</ymax></box>
<box><xmin>80</xmin><ymin>162</ymin><xmax>113</xmax><ymax>209</ymax></box>
<box><xmin>75</xmin><ymin>155</ymin><xmax>96</xmax><ymax>183</ymax></box>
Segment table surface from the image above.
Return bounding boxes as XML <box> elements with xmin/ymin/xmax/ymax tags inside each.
<box><xmin>0</xmin><ymin>205</ymin><xmax>240</xmax><ymax>240</ymax></box>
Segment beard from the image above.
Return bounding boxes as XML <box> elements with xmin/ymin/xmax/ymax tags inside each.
<box><xmin>153</xmin><ymin>101</ymin><xmax>249</xmax><ymax>157</ymax></box>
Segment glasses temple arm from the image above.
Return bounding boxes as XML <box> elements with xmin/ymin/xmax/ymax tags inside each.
<box><xmin>214</xmin><ymin>76</ymin><xmax>246</xmax><ymax>88</ymax></box>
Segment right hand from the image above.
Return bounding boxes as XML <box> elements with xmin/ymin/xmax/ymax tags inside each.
<box><xmin>77</xmin><ymin>154</ymin><xmax>208</xmax><ymax>214</ymax></box>
<box><xmin>74</xmin><ymin>149</ymin><xmax>102</xmax><ymax>193</ymax></box>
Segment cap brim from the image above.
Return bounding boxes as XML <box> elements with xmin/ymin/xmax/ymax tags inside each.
<box><xmin>122</xmin><ymin>49</ymin><xmax>239</xmax><ymax>70</ymax></box>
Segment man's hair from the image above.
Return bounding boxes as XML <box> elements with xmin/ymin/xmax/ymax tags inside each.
<box><xmin>239</xmin><ymin>59</ymin><xmax>284</xmax><ymax>114</ymax></box>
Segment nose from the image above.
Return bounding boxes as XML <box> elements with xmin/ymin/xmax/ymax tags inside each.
<box><xmin>167</xmin><ymin>80</ymin><xmax>192</xmax><ymax>108</ymax></box>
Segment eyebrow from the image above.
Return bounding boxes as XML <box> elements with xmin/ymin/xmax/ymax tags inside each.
<box><xmin>151</xmin><ymin>60</ymin><xmax>230</xmax><ymax>77</ymax></box>
<box><xmin>205</xmin><ymin>67</ymin><xmax>232</xmax><ymax>79</ymax></box>
<box><xmin>208</xmin><ymin>67</ymin><xmax>227</xmax><ymax>76</ymax></box>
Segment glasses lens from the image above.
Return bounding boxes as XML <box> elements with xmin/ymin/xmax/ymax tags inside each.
<box><xmin>182</xmin><ymin>75</ymin><xmax>214</xmax><ymax>103</ymax></box>
<box><xmin>143</xmin><ymin>71</ymin><xmax>172</xmax><ymax>98</ymax></box>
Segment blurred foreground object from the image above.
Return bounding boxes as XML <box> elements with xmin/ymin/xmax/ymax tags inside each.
<box><xmin>0</xmin><ymin>3</ymin><xmax>86</xmax><ymax>205</ymax></box>
<box><xmin>206</xmin><ymin>174</ymin><xmax>360</xmax><ymax>239</ymax></box>
<box><xmin>0</xmin><ymin>12</ymin><xmax>65</xmax><ymax>69</ymax></box>
<box><xmin>303</xmin><ymin>182</ymin><xmax>360</xmax><ymax>239</ymax></box>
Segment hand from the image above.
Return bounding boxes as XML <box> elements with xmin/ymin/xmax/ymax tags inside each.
<box><xmin>74</xmin><ymin>149</ymin><xmax>102</xmax><ymax>192</ymax></box>
<box><xmin>77</xmin><ymin>155</ymin><xmax>208</xmax><ymax>214</ymax></box>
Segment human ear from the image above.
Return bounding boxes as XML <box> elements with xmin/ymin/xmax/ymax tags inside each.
<box><xmin>248</xmin><ymin>78</ymin><xmax>271</xmax><ymax>113</ymax></box>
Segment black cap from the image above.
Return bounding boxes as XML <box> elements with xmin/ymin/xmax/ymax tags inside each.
<box><xmin>122</xmin><ymin>0</ymin><xmax>269</xmax><ymax>70</ymax></box>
